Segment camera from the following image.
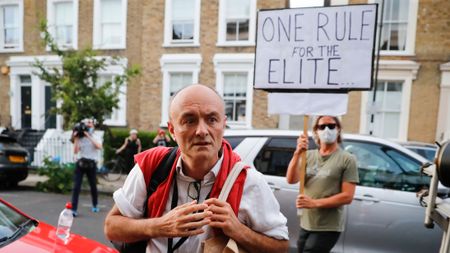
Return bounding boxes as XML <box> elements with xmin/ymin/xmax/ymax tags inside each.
<box><xmin>73</xmin><ymin>122</ymin><xmax>88</xmax><ymax>138</ymax></box>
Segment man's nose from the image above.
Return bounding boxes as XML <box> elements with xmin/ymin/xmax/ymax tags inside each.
<box><xmin>195</xmin><ymin>120</ymin><xmax>209</xmax><ymax>137</ymax></box>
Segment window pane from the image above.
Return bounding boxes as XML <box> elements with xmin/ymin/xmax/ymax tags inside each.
<box><xmin>102</xmin><ymin>24</ymin><xmax>122</xmax><ymax>44</ymax></box>
<box><xmin>3</xmin><ymin>5</ymin><xmax>18</xmax><ymax>45</ymax></box>
<box><xmin>19</xmin><ymin>75</ymin><xmax>31</xmax><ymax>83</ymax></box>
<box><xmin>172</xmin><ymin>21</ymin><xmax>193</xmax><ymax>40</ymax></box>
<box><xmin>171</xmin><ymin>0</ymin><xmax>194</xmax><ymax>41</ymax></box>
<box><xmin>226</xmin><ymin>0</ymin><xmax>249</xmax><ymax>18</ymax></box>
<box><xmin>3</xmin><ymin>5</ymin><xmax>18</xmax><ymax>27</ymax></box>
<box><xmin>376</xmin><ymin>0</ymin><xmax>410</xmax><ymax>52</ymax></box>
<box><xmin>226</xmin><ymin>19</ymin><xmax>249</xmax><ymax>41</ymax></box>
<box><xmin>56</xmin><ymin>26</ymin><xmax>72</xmax><ymax>45</ymax></box>
<box><xmin>382</xmin><ymin>112</ymin><xmax>400</xmax><ymax>139</ymax></box>
<box><xmin>55</xmin><ymin>2</ymin><xmax>72</xmax><ymax>25</ymax></box>
<box><xmin>4</xmin><ymin>28</ymin><xmax>17</xmax><ymax>44</ymax></box>
<box><xmin>54</xmin><ymin>2</ymin><xmax>73</xmax><ymax>45</ymax></box>
<box><xmin>169</xmin><ymin>73</ymin><xmax>192</xmax><ymax>96</ymax></box>
<box><xmin>238</xmin><ymin>20</ymin><xmax>249</xmax><ymax>40</ymax></box>
<box><xmin>226</xmin><ymin>21</ymin><xmax>237</xmax><ymax>41</ymax></box>
<box><xmin>367</xmin><ymin>81</ymin><xmax>403</xmax><ymax>139</ymax></box>
<box><xmin>172</xmin><ymin>0</ymin><xmax>194</xmax><ymax>20</ymax></box>
<box><xmin>224</xmin><ymin>73</ymin><xmax>247</xmax><ymax>122</ymax></box>
<box><xmin>101</xmin><ymin>0</ymin><xmax>121</xmax><ymax>23</ymax></box>
<box><xmin>385</xmin><ymin>82</ymin><xmax>402</xmax><ymax>110</ymax></box>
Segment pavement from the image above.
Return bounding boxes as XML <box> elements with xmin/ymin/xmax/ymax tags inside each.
<box><xmin>19</xmin><ymin>170</ymin><xmax>126</xmax><ymax>194</ymax></box>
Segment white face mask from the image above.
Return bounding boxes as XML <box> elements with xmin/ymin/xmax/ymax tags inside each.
<box><xmin>317</xmin><ymin>128</ymin><xmax>338</xmax><ymax>144</ymax></box>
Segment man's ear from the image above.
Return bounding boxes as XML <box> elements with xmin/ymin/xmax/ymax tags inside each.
<box><xmin>167</xmin><ymin>122</ymin><xmax>176</xmax><ymax>141</ymax></box>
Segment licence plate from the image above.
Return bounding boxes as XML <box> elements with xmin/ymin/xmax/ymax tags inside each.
<box><xmin>9</xmin><ymin>155</ymin><xmax>26</xmax><ymax>163</ymax></box>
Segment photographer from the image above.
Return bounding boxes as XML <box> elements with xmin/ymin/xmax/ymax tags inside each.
<box><xmin>71</xmin><ymin>118</ymin><xmax>102</xmax><ymax>217</ymax></box>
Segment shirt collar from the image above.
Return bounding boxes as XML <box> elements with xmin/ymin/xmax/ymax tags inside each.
<box><xmin>176</xmin><ymin>152</ymin><xmax>224</xmax><ymax>183</ymax></box>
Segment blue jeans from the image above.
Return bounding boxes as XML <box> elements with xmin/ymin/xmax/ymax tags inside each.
<box><xmin>71</xmin><ymin>158</ymin><xmax>98</xmax><ymax>212</ymax></box>
<box><xmin>297</xmin><ymin>228</ymin><xmax>341</xmax><ymax>253</ymax></box>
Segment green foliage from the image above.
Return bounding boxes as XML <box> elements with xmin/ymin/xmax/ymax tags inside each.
<box><xmin>103</xmin><ymin>128</ymin><xmax>176</xmax><ymax>162</ymax></box>
<box><xmin>36</xmin><ymin>157</ymin><xmax>74</xmax><ymax>194</ymax></box>
<box><xmin>33</xmin><ymin>20</ymin><xmax>140</xmax><ymax>129</ymax></box>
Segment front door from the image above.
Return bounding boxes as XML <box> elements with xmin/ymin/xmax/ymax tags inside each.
<box><xmin>20</xmin><ymin>86</ymin><xmax>32</xmax><ymax>129</ymax></box>
<box><xmin>45</xmin><ymin>86</ymin><xmax>56</xmax><ymax>128</ymax></box>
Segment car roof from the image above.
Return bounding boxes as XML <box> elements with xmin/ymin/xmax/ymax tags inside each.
<box><xmin>224</xmin><ymin>129</ymin><xmax>429</xmax><ymax>164</ymax></box>
<box><xmin>397</xmin><ymin>141</ymin><xmax>437</xmax><ymax>149</ymax></box>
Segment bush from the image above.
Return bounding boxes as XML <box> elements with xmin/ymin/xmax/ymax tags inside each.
<box><xmin>103</xmin><ymin>128</ymin><xmax>176</xmax><ymax>162</ymax></box>
<box><xmin>36</xmin><ymin>157</ymin><xmax>74</xmax><ymax>194</ymax></box>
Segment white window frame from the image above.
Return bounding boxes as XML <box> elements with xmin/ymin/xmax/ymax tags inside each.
<box><xmin>217</xmin><ymin>0</ymin><xmax>256</xmax><ymax>47</ymax></box>
<box><xmin>159</xmin><ymin>54</ymin><xmax>202</xmax><ymax>126</ymax></box>
<box><xmin>163</xmin><ymin>0</ymin><xmax>200</xmax><ymax>47</ymax></box>
<box><xmin>213</xmin><ymin>53</ymin><xmax>254</xmax><ymax>129</ymax></box>
<box><xmin>0</xmin><ymin>0</ymin><xmax>23</xmax><ymax>52</ymax></box>
<box><xmin>97</xmin><ymin>57</ymin><xmax>128</xmax><ymax>126</ymax></box>
<box><xmin>47</xmin><ymin>0</ymin><xmax>78</xmax><ymax>50</ymax></box>
<box><xmin>359</xmin><ymin>60</ymin><xmax>419</xmax><ymax>141</ymax></box>
<box><xmin>93</xmin><ymin>0</ymin><xmax>127</xmax><ymax>50</ymax></box>
<box><xmin>371</xmin><ymin>0</ymin><xmax>419</xmax><ymax>56</ymax></box>
<box><xmin>437</xmin><ymin>62</ymin><xmax>450</xmax><ymax>142</ymax></box>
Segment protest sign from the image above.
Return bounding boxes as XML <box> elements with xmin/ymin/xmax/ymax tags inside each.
<box><xmin>254</xmin><ymin>4</ymin><xmax>377</xmax><ymax>92</ymax></box>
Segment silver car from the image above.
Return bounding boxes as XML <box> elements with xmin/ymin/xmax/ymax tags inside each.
<box><xmin>224</xmin><ymin>130</ymin><xmax>444</xmax><ymax>253</ymax></box>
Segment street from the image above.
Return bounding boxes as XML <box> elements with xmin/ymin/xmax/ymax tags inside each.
<box><xmin>0</xmin><ymin>186</ymin><xmax>115</xmax><ymax>247</ymax></box>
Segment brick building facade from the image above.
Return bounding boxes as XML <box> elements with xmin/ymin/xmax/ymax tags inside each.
<box><xmin>0</xmin><ymin>0</ymin><xmax>448</xmax><ymax>143</ymax></box>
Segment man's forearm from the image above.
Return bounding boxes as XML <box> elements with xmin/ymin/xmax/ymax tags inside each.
<box><xmin>105</xmin><ymin>213</ymin><xmax>158</xmax><ymax>242</ymax></box>
<box><xmin>231</xmin><ymin>223</ymin><xmax>288</xmax><ymax>253</ymax></box>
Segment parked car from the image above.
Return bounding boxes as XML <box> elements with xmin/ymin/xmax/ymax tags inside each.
<box><xmin>398</xmin><ymin>141</ymin><xmax>438</xmax><ymax>162</ymax></box>
<box><xmin>0</xmin><ymin>134</ymin><xmax>29</xmax><ymax>187</ymax></box>
<box><xmin>224</xmin><ymin>129</ymin><xmax>445</xmax><ymax>253</ymax></box>
<box><xmin>0</xmin><ymin>198</ymin><xmax>117</xmax><ymax>252</ymax></box>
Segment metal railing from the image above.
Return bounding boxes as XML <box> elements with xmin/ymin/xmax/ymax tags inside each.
<box><xmin>32</xmin><ymin>136</ymin><xmax>76</xmax><ymax>167</ymax></box>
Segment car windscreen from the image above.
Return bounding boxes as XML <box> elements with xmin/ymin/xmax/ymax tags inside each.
<box><xmin>224</xmin><ymin>136</ymin><xmax>246</xmax><ymax>149</ymax></box>
<box><xmin>0</xmin><ymin>200</ymin><xmax>37</xmax><ymax>248</ymax></box>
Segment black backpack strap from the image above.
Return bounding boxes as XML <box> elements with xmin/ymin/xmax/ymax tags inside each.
<box><xmin>143</xmin><ymin>147</ymin><xmax>178</xmax><ymax>216</ymax></box>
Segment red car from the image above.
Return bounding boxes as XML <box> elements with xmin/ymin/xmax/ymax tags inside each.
<box><xmin>0</xmin><ymin>198</ymin><xmax>117</xmax><ymax>253</ymax></box>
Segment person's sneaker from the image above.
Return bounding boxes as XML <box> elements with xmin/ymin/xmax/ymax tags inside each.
<box><xmin>72</xmin><ymin>210</ymin><xmax>78</xmax><ymax>217</ymax></box>
<box><xmin>91</xmin><ymin>207</ymin><xmax>99</xmax><ymax>213</ymax></box>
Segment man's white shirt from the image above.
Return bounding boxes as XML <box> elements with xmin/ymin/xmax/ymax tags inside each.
<box><xmin>113</xmin><ymin>154</ymin><xmax>289</xmax><ymax>253</ymax></box>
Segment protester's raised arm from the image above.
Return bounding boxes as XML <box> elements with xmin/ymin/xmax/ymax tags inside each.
<box><xmin>286</xmin><ymin>133</ymin><xmax>308</xmax><ymax>184</ymax></box>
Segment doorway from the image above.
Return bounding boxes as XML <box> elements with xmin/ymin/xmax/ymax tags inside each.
<box><xmin>20</xmin><ymin>75</ymin><xmax>32</xmax><ymax>129</ymax></box>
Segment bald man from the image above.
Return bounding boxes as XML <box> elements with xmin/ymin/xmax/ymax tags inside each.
<box><xmin>105</xmin><ymin>84</ymin><xmax>289</xmax><ymax>253</ymax></box>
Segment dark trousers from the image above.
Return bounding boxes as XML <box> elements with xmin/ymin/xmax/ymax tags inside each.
<box><xmin>71</xmin><ymin>158</ymin><xmax>98</xmax><ymax>211</ymax></box>
<box><xmin>297</xmin><ymin>228</ymin><xmax>341</xmax><ymax>253</ymax></box>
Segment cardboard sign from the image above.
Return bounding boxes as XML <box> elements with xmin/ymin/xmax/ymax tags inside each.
<box><xmin>268</xmin><ymin>93</ymin><xmax>349</xmax><ymax>116</ymax></box>
<box><xmin>254</xmin><ymin>4</ymin><xmax>377</xmax><ymax>92</ymax></box>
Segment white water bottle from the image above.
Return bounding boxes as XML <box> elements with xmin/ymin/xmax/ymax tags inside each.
<box><xmin>56</xmin><ymin>202</ymin><xmax>73</xmax><ymax>244</ymax></box>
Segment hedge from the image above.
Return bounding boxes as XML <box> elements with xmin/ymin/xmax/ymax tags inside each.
<box><xmin>103</xmin><ymin>127</ymin><xmax>176</xmax><ymax>162</ymax></box>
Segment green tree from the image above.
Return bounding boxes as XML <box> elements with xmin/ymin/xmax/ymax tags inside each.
<box><xmin>34</xmin><ymin>20</ymin><xmax>139</xmax><ymax>129</ymax></box>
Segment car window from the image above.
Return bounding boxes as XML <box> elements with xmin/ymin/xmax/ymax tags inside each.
<box><xmin>254</xmin><ymin>137</ymin><xmax>297</xmax><ymax>176</ymax></box>
<box><xmin>224</xmin><ymin>136</ymin><xmax>245</xmax><ymax>149</ymax></box>
<box><xmin>0</xmin><ymin>201</ymin><xmax>35</xmax><ymax>247</ymax></box>
<box><xmin>407</xmin><ymin>147</ymin><xmax>436</xmax><ymax>161</ymax></box>
<box><xmin>343</xmin><ymin>140</ymin><xmax>429</xmax><ymax>192</ymax></box>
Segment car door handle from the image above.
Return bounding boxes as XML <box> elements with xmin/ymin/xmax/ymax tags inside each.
<box><xmin>267</xmin><ymin>182</ymin><xmax>281</xmax><ymax>191</ymax></box>
<box><xmin>354</xmin><ymin>194</ymin><xmax>380</xmax><ymax>203</ymax></box>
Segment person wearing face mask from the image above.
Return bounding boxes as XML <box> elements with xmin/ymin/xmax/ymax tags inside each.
<box><xmin>286</xmin><ymin>115</ymin><xmax>359</xmax><ymax>253</ymax></box>
<box><xmin>71</xmin><ymin>118</ymin><xmax>103</xmax><ymax>217</ymax></box>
